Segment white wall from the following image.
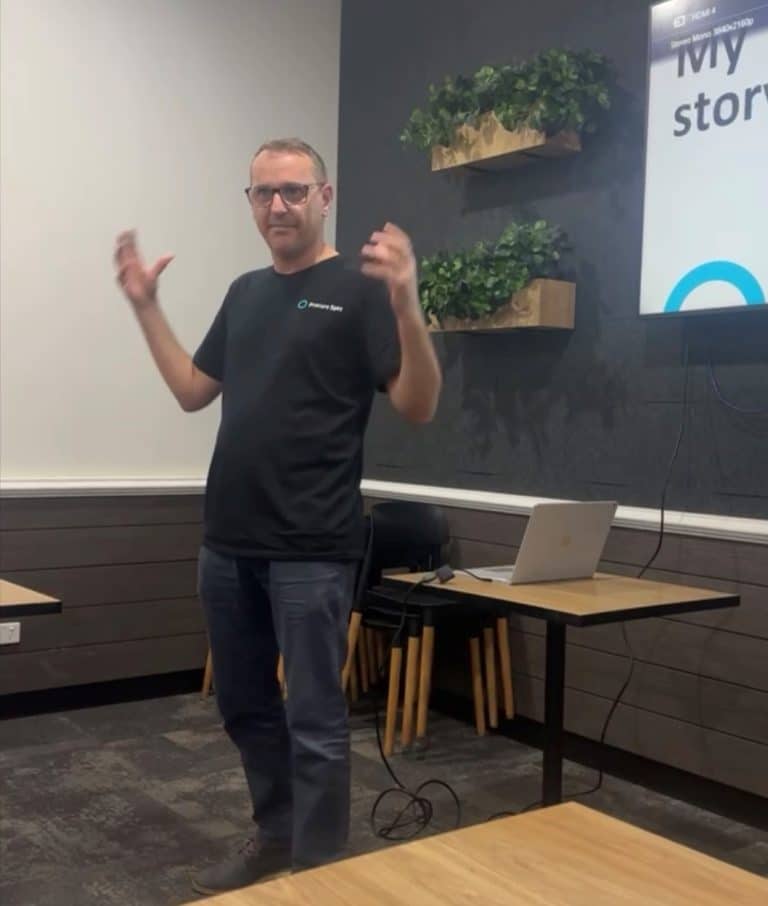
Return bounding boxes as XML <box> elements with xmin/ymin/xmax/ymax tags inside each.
<box><xmin>0</xmin><ymin>0</ymin><xmax>340</xmax><ymax>482</ymax></box>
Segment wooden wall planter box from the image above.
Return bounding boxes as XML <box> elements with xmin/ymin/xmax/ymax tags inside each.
<box><xmin>429</xmin><ymin>279</ymin><xmax>575</xmax><ymax>332</ymax></box>
<box><xmin>431</xmin><ymin>112</ymin><xmax>581</xmax><ymax>172</ymax></box>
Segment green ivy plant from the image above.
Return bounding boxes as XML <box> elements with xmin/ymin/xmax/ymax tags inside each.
<box><xmin>419</xmin><ymin>221</ymin><xmax>567</xmax><ymax>325</ymax></box>
<box><xmin>401</xmin><ymin>50</ymin><xmax>611</xmax><ymax>151</ymax></box>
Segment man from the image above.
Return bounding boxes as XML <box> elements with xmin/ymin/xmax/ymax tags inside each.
<box><xmin>113</xmin><ymin>138</ymin><xmax>442</xmax><ymax>894</ymax></box>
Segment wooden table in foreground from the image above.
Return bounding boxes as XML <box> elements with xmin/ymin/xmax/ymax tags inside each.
<box><xmin>194</xmin><ymin>802</ymin><xmax>767</xmax><ymax>905</ymax></box>
<box><xmin>0</xmin><ymin>579</ymin><xmax>61</xmax><ymax>617</ymax></box>
<box><xmin>386</xmin><ymin>572</ymin><xmax>739</xmax><ymax>805</ymax></box>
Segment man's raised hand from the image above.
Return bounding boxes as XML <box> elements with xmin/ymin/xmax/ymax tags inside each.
<box><xmin>114</xmin><ymin>230</ymin><xmax>174</xmax><ymax>308</ymax></box>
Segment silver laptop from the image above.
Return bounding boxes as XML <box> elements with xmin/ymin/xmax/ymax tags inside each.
<box><xmin>469</xmin><ymin>501</ymin><xmax>617</xmax><ymax>584</ymax></box>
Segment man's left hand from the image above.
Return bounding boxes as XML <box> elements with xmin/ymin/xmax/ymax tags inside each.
<box><xmin>361</xmin><ymin>222</ymin><xmax>419</xmax><ymax>316</ymax></box>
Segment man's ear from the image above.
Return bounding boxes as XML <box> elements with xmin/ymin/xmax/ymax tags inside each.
<box><xmin>321</xmin><ymin>183</ymin><xmax>334</xmax><ymax>212</ymax></box>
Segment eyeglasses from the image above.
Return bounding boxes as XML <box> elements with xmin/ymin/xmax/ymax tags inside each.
<box><xmin>244</xmin><ymin>182</ymin><xmax>324</xmax><ymax>207</ymax></box>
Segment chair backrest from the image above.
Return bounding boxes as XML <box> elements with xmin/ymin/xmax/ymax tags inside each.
<box><xmin>358</xmin><ymin>502</ymin><xmax>449</xmax><ymax>596</ymax></box>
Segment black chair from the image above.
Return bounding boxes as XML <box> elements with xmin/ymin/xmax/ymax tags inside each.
<box><xmin>342</xmin><ymin>501</ymin><xmax>502</xmax><ymax>754</ymax></box>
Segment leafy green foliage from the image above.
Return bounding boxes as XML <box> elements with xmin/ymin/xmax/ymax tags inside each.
<box><xmin>419</xmin><ymin>221</ymin><xmax>567</xmax><ymax>324</ymax></box>
<box><xmin>401</xmin><ymin>50</ymin><xmax>611</xmax><ymax>151</ymax></box>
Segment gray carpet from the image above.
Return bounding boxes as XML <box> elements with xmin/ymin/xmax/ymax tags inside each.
<box><xmin>1</xmin><ymin>692</ymin><xmax>766</xmax><ymax>905</ymax></box>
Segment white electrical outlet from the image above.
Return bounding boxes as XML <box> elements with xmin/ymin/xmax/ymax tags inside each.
<box><xmin>0</xmin><ymin>622</ymin><xmax>21</xmax><ymax>645</ymax></box>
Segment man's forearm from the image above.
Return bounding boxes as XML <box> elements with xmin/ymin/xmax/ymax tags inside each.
<box><xmin>132</xmin><ymin>301</ymin><xmax>205</xmax><ymax>411</ymax></box>
<box><xmin>389</xmin><ymin>305</ymin><xmax>442</xmax><ymax>423</ymax></box>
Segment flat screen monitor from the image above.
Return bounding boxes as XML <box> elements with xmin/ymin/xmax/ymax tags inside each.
<box><xmin>640</xmin><ymin>0</ymin><xmax>768</xmax><ymax>316</ymax></box>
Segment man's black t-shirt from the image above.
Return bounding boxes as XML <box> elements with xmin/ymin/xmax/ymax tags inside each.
<box><xmin>193</xmin><ymin>255</ymin><xmax>401</xmax><ymax>561</ymax></box>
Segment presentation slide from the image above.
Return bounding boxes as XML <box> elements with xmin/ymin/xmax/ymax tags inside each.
<box><xmin>640</xmin><ymin>0</ymin><xmax>768</xmax><ymax>315</ymax></box>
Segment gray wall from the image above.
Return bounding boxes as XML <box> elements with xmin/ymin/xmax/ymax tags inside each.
<box><xmin>338</xmin><ymin>0</ymin><xmax>768</xmax><ymax>519</ymax></box>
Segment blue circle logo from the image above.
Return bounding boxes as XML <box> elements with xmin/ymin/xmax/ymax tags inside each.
<box><xmin>664</xmin><ymin>261</ymin><xmax>766</xmax><ymax>313</ymax></box>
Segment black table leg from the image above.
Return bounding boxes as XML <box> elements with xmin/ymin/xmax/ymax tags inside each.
<box><xmin>543</xmin><ymin>621</ymin><xmax>567</xmax><ymax>806</ymax></box>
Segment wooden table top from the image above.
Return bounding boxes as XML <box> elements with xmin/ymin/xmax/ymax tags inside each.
<box><xmin>384</xmin><ymin>571</ymin><xmax>739</xmax><ymax>626</ymax></box>
<box><xmin>193</xmin><ymin>802</ymin><xmax>767</xmax><ymax>905</ymax></box>
<box><xmin>0</xmin><ymin>579</ymin><xmax>61</xmax><ymax>616</ymax></box>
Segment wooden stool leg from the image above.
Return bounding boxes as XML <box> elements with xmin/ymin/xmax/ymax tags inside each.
<box><xmin>497</xmin><ymin>616</ymin><xmax>515</xmax><ymax>719</ymax></box>
<box><xmin>416</xmin><ymin>623</ymin><xmax>435</xmax><ymax>741</ymax></box>
<box><xmin>358</xmin><ymin>627</ymin><xmax>370</xmax><ymax>694</ymax></box>
<box><xmin>342</xmin><ymin>609</ymin><xmax>362</xmax><ymax>693</ymax></box>
<box><xmin>384</xmin><ymin>643</ymin><xmax>403</xmax><ymax>756</ymax></box>
<box><xmin>202</xmin><ymin>649</ymin><xmax>214</xmax><ymax>698</ymax></box>
<box><xmin>483</xmin><ymin>625</ymin><xmax>499</xmax><ymax>729</ymax></box>
<box><xmin>401</xmin><ymin>631</ymin><xmax>421</xmax><ymax>747</ymax></box>
<box><xmin>469</xmin><ymin>636</ymin><xmax>487</xmax><ymax>737</ymax></box>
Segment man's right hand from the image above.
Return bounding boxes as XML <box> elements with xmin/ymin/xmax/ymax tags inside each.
<box><xmin>114</xmin><ymin>230</ymin><xmax>174</xmax><ymax>308</ymax></box>
<box><xmin>112</xmin><ymin>230</ymin><xmax>221</xmax><ymax>411</ymax></box>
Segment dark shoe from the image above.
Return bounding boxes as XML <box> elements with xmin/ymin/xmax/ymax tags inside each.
<box><xmin>191</xmin><ymin>834</ymin><xmax>292</xmax><ymax>895</ymax></box>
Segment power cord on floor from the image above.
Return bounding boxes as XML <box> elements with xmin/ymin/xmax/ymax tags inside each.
<box><xmin>358</xmin><ymin>522</ymin><xmax>462</xmax><ymax>841</ymax></box>
<box><xmin>487</xmin><ymin>337</ymin><xmax>691</xmax><ymax>819</ymax></box>
<box><xmin>369</xmin><ymin>574</ymin><xmax>462</xmax><ymax>840</ymax></box>
<box><xmin>370</xmin><ymin>701</ymin><xmax>462</xmax><ymax>840</ymax></box>
<box><xmin>486</xmin><ymin>799</ymin><xmax>543</xmax><ymax>822</ymax></box>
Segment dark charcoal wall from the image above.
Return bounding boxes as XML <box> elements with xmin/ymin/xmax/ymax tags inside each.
<box><xmin>338</xmin><ymin>0</ymin><xmax>768</xmax><ymax>518</ymax></box>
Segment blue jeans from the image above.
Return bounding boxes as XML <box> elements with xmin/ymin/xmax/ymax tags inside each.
<box><xmin>198</xmin><ymin>546</ymin><xmax>356</xmax><ymax>869</ymax></box>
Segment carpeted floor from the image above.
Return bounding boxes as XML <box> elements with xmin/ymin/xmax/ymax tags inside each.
<box><xmin>1</xmin><ymin>692</ymin><xmax>766</xmax><ymax>905</ymax></box>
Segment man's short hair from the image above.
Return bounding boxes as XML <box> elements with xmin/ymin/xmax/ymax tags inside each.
<box><xmin>251</xmin><ymin>138</ymin><xmax>328</xmax><ymax>183</ymax></box>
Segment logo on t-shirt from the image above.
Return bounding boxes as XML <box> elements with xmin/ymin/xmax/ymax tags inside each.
<box><xmin>297</xmin><ymin>298</ymin><xmax>343</xmax><ymax>313</ymax></box>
